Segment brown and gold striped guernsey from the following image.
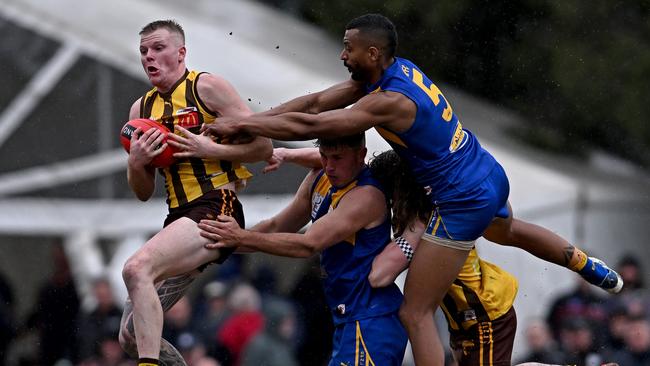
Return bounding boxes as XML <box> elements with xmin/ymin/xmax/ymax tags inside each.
<box><xmin>440</xmin><ymin>249</ymin><xmax>518</xmax><ymax>331</ymax></box>
<box><xmin>139</xmin><ymin>69</ymin><xmax>252</xmax><ymax>208</ymax></box>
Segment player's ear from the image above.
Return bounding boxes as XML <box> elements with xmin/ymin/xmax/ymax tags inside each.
<box><xmin>178</xmin><ymin>46</ymin><xmax>186</xmax><ymax>63</ymax></box>
<box><xmin>368</xmin><ymin>46</ymin><xmax>380</xmax><ymax>61</ymax></box>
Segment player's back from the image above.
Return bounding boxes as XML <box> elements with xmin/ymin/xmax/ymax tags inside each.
<box><xmin>367</xmin><ymin>58</ymin><xmax>497</xmax><ymax>202</ymax></box>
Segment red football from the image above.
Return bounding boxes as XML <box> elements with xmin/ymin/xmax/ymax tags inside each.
<box><xmin>120</xmin><ymin>118</ymin><xmax>177</xmax><ymax>168</ymax></box>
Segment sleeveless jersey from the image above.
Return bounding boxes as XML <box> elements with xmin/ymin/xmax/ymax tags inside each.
<box><xmin>441</xmin><ymin>249</ymin><xmax>518</xmax><ymax>331</ymax></box>
<box><xmin>139</xmin><ymin>69</ymin><xmax>252</xmax><ymax>208</ymax></box>
<box><xmin>366</xmin><ymin>57</ymin><xmax>497</xmax><ymax>203</ymax></box>
<box><xmin>310</xmin><ymin>167</ymin><xmax>403</xmax><ymax>325</ymax></box>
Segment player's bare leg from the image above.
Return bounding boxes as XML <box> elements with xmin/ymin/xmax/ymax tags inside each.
<box><xmin>122</xmin><ymin>217</ymin><xmax>223</xmax><ymax>362</ymax></box>
<box><xmin>483</xmin><ymin>202</ymin><xmax>622</xmax><ymax>293</ymax></box>
<box><xmin>119</xmin><ymin>272</ymin><xmax>198</xmax><ymax>365</ymax></box>
<box><xmin>399</xmin><ymin>238</ymin><xmax>470</xmax><ymax>366</ymax></box>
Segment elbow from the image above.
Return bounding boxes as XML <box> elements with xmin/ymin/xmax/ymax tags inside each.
<box><xmin>368</xmin><ymin>271</ymin><xmax>392</xmax><ymax>288</ymax></box>
<box><xmin>297</xmin><ymin>244</ymin><xmax>318</xmax><ymax>258</ymax></box>
<box><xmin>134</xmin><ymin>190</ymin><xmax>152</xmax><ymax>202</ymax></box>
<box><xmin>297</xmin><ymin>236</ymin><xmax>322</xmax><ymax>258</ymax></box>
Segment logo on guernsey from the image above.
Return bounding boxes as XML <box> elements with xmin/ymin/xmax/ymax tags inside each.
<box><xmin>449</xmin><ymin>122</ymin><xmax>468</xmax><ymax>153</ymax></box>
<box><xmin>311</xmin><ymin>194</ymin><xmax>325</xmax><ymax>218</ymax></box>
<box><xmin>401</xmin><ymin>65</ymin><xmax>410</xmax><ymax>77</ymax></box>
<box><xmin>176</xmin><ymin>106</ymin><xmax>200</xmax><ymax>128</ymax></box>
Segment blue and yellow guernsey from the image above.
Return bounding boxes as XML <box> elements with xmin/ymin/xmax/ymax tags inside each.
<box><xmin>310</xmin><ymin>167</ymin><xmax>403</xmax><ymax>325</ymax></box>
<box><xmin>366</xmin><ymin>57</ymin><xmax>496</xmax><ymax>203</ymax></box>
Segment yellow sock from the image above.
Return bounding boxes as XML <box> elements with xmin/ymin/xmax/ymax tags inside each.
<box><xmin>568</xmin><ymin>247</ymin><xmax>589</xmax><ymax>271</ymax></box>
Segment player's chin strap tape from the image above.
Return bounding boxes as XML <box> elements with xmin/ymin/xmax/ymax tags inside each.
<box><xmin>395</xmin><ymin>236</ymin><xmax>414</xmax><ymax>262</ymax></box>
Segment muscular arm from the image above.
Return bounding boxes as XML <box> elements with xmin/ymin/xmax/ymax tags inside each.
<box><xmin>201</xmin><ymin>184</ymin><xmax>387</xmax><ymax>258</ymax></box>
<box><xmin>126</xmin><ymin>99</ymin><xmax>157</xmax><ymax>201</ymax></box>
<box><xmin>237</xmin><ymin>91</ymin><xmax>416</xmax><ymax>141</ymax></box>
<box><xmin>195</xmin><ymin>74</ymin><xmax>272</xmax><ymax>162</ymax></box>
<box><xmin>258</xmin><ymin>79</ymin><xmax>366</xmax><ymax>116</ymax></box>
<box><xmin>368</xmin><ymin>219</ymin><xmax>426</xmax><ymax>288</ymax></box>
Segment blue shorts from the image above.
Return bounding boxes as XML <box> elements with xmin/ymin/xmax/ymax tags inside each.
<box><xmin>329</xmin><ymin>313</ymin><xmax>407</xmax><ymax>366</ymax></box>
<box><xmin>425</xmin><ymin>163</ymin><xmax>510</xmax><ymax>243</ymax></box>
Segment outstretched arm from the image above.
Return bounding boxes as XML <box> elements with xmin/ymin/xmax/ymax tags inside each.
<box><xmin>262</xmin><ymin>147</ymin><xmax>322</xmax><ymax>173</ymax></box>
<box><xmin>203</xmin><ymin>91</ymin><xmax>415</xmax><ymax>141</ymax></box>
<box><xmin>168</xmin><ymin>73</ymin><xmax>272</xmax><ymax>162</ymax></box>
<box><xmin>200</xmin><ymin>185</ymin><xmax>386</xmax><ymax>258</ymax></box>
<box><xmin>259</xmin><ymin>79</ymin><xmax>366</xmax><ymax>116</ymax></box>
<box><xmin>368</xmin><ymin>219</ymin><xmax>426</xmax><ymax>288</ymax></box>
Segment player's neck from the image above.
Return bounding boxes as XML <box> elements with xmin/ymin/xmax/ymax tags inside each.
<box><xmin>368</xmin><ymin>57</ymin><xmax>395</xmax><ymax>84</ymax></box>
<box><xmin>156</xmin><ymin>67</ymin><xmax>187</xmax><ymax>94</ymax></box>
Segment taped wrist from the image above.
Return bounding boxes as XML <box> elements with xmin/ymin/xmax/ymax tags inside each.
<box><xmin>395</xmin><ymin>236</ymin><xmax>414</xmax><ymax>262</ymax></box>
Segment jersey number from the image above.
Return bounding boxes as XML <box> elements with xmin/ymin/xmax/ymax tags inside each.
<box><xmin>412</xmin><ymin>69</ymin><xmax>453</xmax><ymax>122</ymax></box>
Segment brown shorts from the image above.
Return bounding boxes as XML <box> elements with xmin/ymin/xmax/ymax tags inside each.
<box><xmin>164</xmin><ymin>189</ymin><xmax>244</xmax><ymax>265</ymax></box>
<box><xmin>449</xmin><ymin>307</ymin><xmax>517</xmax><ymax>366</ymax></box>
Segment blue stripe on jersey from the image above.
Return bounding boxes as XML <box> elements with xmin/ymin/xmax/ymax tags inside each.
<box><xmin>311</xmin><ymin>167</ymin><xmax>403</xmax><ymax>325</ymax></box>
<box><xmin>366</xmin><ymin>57</ymin><xmax>497</xmax><ymax>203</ymax></box>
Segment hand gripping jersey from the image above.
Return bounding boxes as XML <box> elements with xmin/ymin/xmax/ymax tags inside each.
<box><xmin>366</xmin><ymin>58</ymin><xmax>497</xmax><ymax>203</ymax></box>
<box><xmin>310</xmin><ymin>167</ymin><xmax>403</xmax><ymax>325</ymax></box>
<box><xmin>139</xmin><ymin>69</ymin><xmax>252</xmax><ymax>208</ymax></box>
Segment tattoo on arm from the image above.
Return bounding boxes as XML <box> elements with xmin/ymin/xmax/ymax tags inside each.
<box><xmin>563</xmin><ymin>245</ymin><xmax>575</xmax><ymax>266</ymax></box>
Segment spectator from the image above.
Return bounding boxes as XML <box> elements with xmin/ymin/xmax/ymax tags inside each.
<box><xmin>289</xmin><ymin>258</ymin><xmax>333</xmax><ymax>366</ymax></box>
<box><xmin>546</xmin><ymin>274</ymin><xmax>608</xmax><ymax>341</ymax></box>
<box><xmin>26</xmin><ymin>242</ymin><xmax>80</xmax><ymax>364</ymax></box>
<box><xmin>603</xmin><ymin>304</ymin><xmax>630</xmax><ymax>353</ymax></box>
<box><xmin>618</xmin><ymin>254</ymin><xmax>645</xmax><ymax>292</ymax></box>
<box><xmin>515</xmin><ymin>318</ymin><xmax>565</xmax><ymax>365</ymax></box>
<box><xmin>163</xmin><ymin>295</ymin><xmax>196</xmax><ymax>350</ymax></box>
<box><xmin>195</xmin><ymin>281</ymin><xmax>231</xmax><ymax>358</ymax></box>
<box><xmin>558</xmin><ymin>317</ymin><xmax>604</xmax><ymax>366</ymax></box>
<box><xmin>77</xmin><ymin>277</ymin><xmax>123</xmax><ymax>361</ymax></box>
<box><xmin>217</xmin><ymin>282</ymin><xmax>264</xmax><ymax>366</ymax></box>
<box><xmin>608</xmin><ymin>313</ymin><xmax>650</xmax><ymax>365</ymax></box>
<box><xmin>240</xmin><ymin>298</ymin><xmax>298</xmax><ymax>366</ymax></box>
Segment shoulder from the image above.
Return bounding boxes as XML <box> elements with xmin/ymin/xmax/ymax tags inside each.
<box><xmin>355</xmin><ymin>89</ymin><xmax>415</xmax><ymax>116</ymax></box>
<box><xmin>341</xmin><ymin>184</ymin><xmax>386</xmax><ymax>207</ymax></box>
<box><xmin>128</xmin><ymin>98</ymin><xmax>142</xmax><ymax>120</ymax></box>
<box><xmin>195</xmin><ymin>72</ymin><xmax>235</xmax><ymax>96</ymax></box>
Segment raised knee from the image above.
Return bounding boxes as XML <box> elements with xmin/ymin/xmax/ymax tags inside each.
<box><xmin>122</xmin><ymin>254</ymin><xmax>152</xmax><ymax>290</ymax></box>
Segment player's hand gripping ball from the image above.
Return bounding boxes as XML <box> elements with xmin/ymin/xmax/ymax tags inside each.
<box><xmin>120</xmin><ymin>118</ymin><xmax>177</xmax><ymax>168</ymax></box>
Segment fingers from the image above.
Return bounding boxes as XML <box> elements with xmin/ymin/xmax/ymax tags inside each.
<box><xmin>262</xmin><ymin>162</ymin><xmax>279</xmax><ymax>174</ymax></box>
<box><xmin>130</xmin><ymin>127</ymin><xmax>143</xmax><ymax>142</ymax></box>
<box><xmin>150</xmin><ymin>143</ymin><xmax>167</xmax><ymax>157</ymax></box>
<box><xmin>174</xmin><ymin>125</ymin><xmax>192</xmax><ymax>136</ymax></box>
<box><xmin>217</xmin><ymin>215</ymin><xmax>237</xmax><ymax>224</ymax></box>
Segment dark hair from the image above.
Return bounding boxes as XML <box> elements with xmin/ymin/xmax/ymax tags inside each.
<box><xmin>369</xmin><ymin>150</ymin><xmax>430</xmax><ymax>235</ymax></box>
<box><xmin>315</xmin><ymin>133</ymin><xmax>365</xmax><ymax>149</ymax></box>
<box><xmin>346</xmin><ymin>14</ymin><xmax>398</xmax><ymax>58</ymax></box>
<box><xmin>140</xmin><ymin>19</ymin><xmax>185</xmax><ymax>44</ymax></box>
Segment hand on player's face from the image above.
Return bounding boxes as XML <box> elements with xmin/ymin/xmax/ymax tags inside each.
<box><xmin>128</xmin><ymin>127</ymin><xmax>167</xmax><ymax>167</ymax></box>
<box><xmin>167</xmin><ymin>125</ymin><xmax>214</xmax><ymax>159</ymax></box>
<box><xmin>199</xmin><ymin>215</ymin><xmax>243</xmax><ymax>249</ymax></box>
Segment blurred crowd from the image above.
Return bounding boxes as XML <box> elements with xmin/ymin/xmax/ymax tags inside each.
<box><xmin>0</xmin><ymin>245</ymin><xmax>648</xmax><ymax>366</ymax></box>
<box><xmin>515</xmin><ymin>254</ymin><xmax>650</xmax><ymax>366</ymax></box>
<box><xmin>0</xmin><ymin>245</ymin><xmax>333</xmax><ymax>366</ymax></box>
